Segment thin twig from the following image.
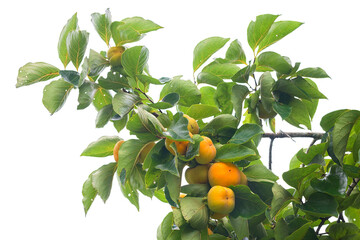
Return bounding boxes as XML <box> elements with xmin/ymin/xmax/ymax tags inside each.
<box><xmin>269</xmin><ymin>137</ymin><xmax>275</xmax><ymax>170</ymax></box>
<box><xmin>135</xmin><ymin>88</ymin><xmax>163</xmax><ymax>114</ymax></box>
<box><xmin>316</xmin><ymin>217</ymin><xmax>328</xmax><ymax>235</ymax></box>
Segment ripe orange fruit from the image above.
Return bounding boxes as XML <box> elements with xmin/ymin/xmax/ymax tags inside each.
<box><xmin>239</xmin><ymin>170</ymin><xmax>248</xmax><ymax>185</ymax></box>
<box><xmin>210</xmin><ymin>212</ymin><xmax>227</xmax><ymax>220</ymax></box>
<box><xmin>165</xmin><ymin>138</ymin><xmax>189</xmax><ymax>155</ymax></box>
<box><xmin>208</xmin><ymin>162</ymin><xmax>242</xmax><ymax>187</ymax></box>
<box><xmin>185</xmin><ymin>164</ymin><xmax>210</xmax><ymax>184</ymax></box>
<box><xmin>195</xmin><ymin>136</ymin><xmax>216</xmax><ymax>164</ymax></box>
<box><xmin>207</xmin><ymin>185</ymin><xmax>235</xmax><ymax>215</ymax></box>
<box><xmin>113</xmin><ymin>140</ymin><xmax>125</xmax><ymax>162</ymax></box>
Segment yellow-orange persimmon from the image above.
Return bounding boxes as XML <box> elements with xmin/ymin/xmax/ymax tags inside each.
<box><xmin>207</xmin><ymin>186</ymin><xmax>235</xmax><ymax>215</ymax></box>
<box><xmin>113</xmin><ymin>140</ymin><xmax>125</xmax><ymax>162</ymax></box>
<box><xmin>195</xmin><ymin>136</ymin><xmax>216</xmax><ymax>164</ymax></box>
<box><xmin>183</xmin><ymin>114</ymin><xmax>199</xmax><ymax>134</ymax></box>
<box><xmin>239</xmin><ymin>170</ymin><xmax>248</xmax><ymax>185</ymax></box>
<box><xmin>208</xmin><ymin>162</ymin><xmax>242</xmax><ymax>187</ymax></box>
<box><xmin>137</xmin><ymin>142</ymin><xmax>155</xmax><ymax>163</ymax></box>
<box><xmin>165</xmin><ymin>138</ymin><xmax>189</xmax><ymax>155</ymax></box>
<box><xmin>185</xmin><ymin>164</ymin><xmax>210</xmax><ymax>184</ymax></box>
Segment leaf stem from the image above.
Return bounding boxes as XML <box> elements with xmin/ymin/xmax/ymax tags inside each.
<box><xmin>135</xmin><ymin>88</ymin><xmax>163</xmax><ymax>114</ymax></box>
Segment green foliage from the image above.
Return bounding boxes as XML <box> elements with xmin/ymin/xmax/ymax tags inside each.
<box><xmin>17</xmin><ymin>10</ymin><xmax>360</xmax><ymax>240</ymax></box>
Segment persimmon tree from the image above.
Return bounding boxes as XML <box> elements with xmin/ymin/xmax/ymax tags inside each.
<box><xmin>16</xmin><ymin>9</ymin><xmax>360</xmax><ymax>240</ymax></box>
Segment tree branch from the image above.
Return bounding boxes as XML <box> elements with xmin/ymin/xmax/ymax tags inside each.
<box><xmin>268</xmin><ymin>137</ymin><xmax>275</xmax><ymax>170</ymax></box>
<box><xmin>262</xmin><ymin>132</ymin><xmax>324</xmax><ymax>139</ymax></box>
<box><xmin>135</xmin><ymin>88</ymin><xmax>163</xmax><ymax>114</ymax></box>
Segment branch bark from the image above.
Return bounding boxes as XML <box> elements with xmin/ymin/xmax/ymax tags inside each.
<box><xmin>262</xmin><ymin>132</ymin><xmax>324</xmax><ymax>139</ymax></box>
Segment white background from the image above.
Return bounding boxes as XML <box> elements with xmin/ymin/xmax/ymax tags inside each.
<box><xmin>1</xmin><ymin>0</ymin><xmax>360</xmax><ymax>239</ymax></box>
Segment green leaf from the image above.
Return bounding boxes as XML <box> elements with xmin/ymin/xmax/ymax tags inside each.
<box><xmin>93</xmin><ymin>87</ymin><xmax>112</xmax><ymax>110</ymax></box>
<box><xmin>112</xmin><ymin>115</ymin><xmax>127</xmax><ymax>133</ymax></box>
<box><xmin>333</xmin><ymin>110</ymin><xmax>360</xmax><ymax>162</ymax></box>
<box><xmin>66</xmin><ymin>30</ymin><xmax>89</xmax><ymax>70</ymax></box>
<box><xmin>297</xmin><ymin>67</ymin><xmax>330</xmax><ymax>79</ymax></box>
<box><xmin>88</xmin><ymin>49</ymin><xmax>110</xmax><ymax>77</ymax></box>
<box><xmin>111</xmin><ymin>17</ymin><xmax>162</xmax><ymax>46</ymax></box>
<box><xmin>229</xmin><ymin>215</ymin><xmax>249</xmax><ymax>240</ymax></box>
<box><xmin>160</xmin><ymin>77</ymin><xmax>201</xmax><ymax>107</ymax></box>
<box><xmin>214</xmin><ymin>82</ymin><xmax>235</xmax><ymax>114</ymax></box>
<box><xmin>193</xmin><ymin>36</ymin><xmax>230</xmax><ymax>73</ymax></box>
<box><xmin>165</xmin><ymin>172</ymin><xmax>182</xmax><ymax>205</ymax></box>
<box><xmin>231</xmin><ymin>84</ymin><xmax>250</xmax><ymax>120</ymax></box>
<box><xmin>328</xmin><ymin>222</ymin><xmax>360</xmax><ymax>240</ymax></box>
<box><xmin>165</xmin><ymin>112</ymin><xmax>193</xmax><ymax>141</ymax></box>
<box><xmin>197</xmin><ymin>72</ymin><xmax>224</xmax><ymax>86</ymax></box>
<box><xmin>82</xmin><ymin>173</ymin><xmax>97</xmax><ymax>215</ymax></box>
<box><xmin>285</xmin><ymin>98</ymin><xmax>312</xmax><ymax>130</ymax></box>
<box><xmin>270</xmin><ymin>183</ymin><xmax>294</xmax><ymax>218</ymax></box>
<box><xmin>137</xmin><ymin>107</ymin><xmax>165</xmax><ymax>136</ymax></box>
<box><xmin>181</xmin><ymin>184</ymin><xmax>210</xmax><ymax>197</ymax></box>
<box><xmin>352</xmin><ymin>134</ymin><xmax>360</xmax><ymax>163</ymax></box>
<box><xmin>202</xmin><ymin>62</ymin><xmax>240</xmax><ymax>79</ymax></box>
<box><xmin>310</xmin><ymin>165</ymin><xmax>347</xmax><ymax>197</ymax></box>
<box><xmin>95</xmin><ymin>104</ymin><xmax>113</xmax><ymax>128</ymax></box>
<box><xmin>286</xmin><ymin>222</ymin><xmax>312</xmax><ymax>240</ymax></box>
<box><xmin>127</xmin><ymin>114</ymin><xmax>159</xmax><ymax>142</ymax></box>
<box><xmin>58</xmin><ymin>13</ymin><xmax>78</xmax><ymax>68</ymax></box>
<box><xmin>180</xmin><ymin>197</ymin><xmax>209</xmax><ymax>230</ymax></box>
<box><xmin>98</xmin><ymin>71</ymin><xmax>130</xmax><ymax>90</ymax></box>
<box><xmin>119</xmin><ymin>179</ymin><xmax>139</xmax><ymax>210</ymax></box>
<box><xmin>42</xmin><ymin>79</ymin><xmax>73</xmax><ymax>114</ymax></box>
<box><xmin>91</xmin><ymin>8</ymin><xmax>112</xmax><ymax>46</ymax></box>
<box><xmin>81</xmin><ymin>136</ymin><xmax>121</xmax><ymax>157</ymax></box>
<box><xmin>112</xmin><ymin>91</ymin><xmax>141</xmax><ymax>118</ymax></box>
<box><xmin>282</xmin><ymin>164</ymin><xmax>321</xmax><ymax>189</ymax></box>
<box><xmin>229</xmin><ymin>123</ymin><xmax>264</xmax><ymax>145</ymax></box>
<box><xmin>296</xmin><ymin>142</ymin><xmax>328</xmax><ymax>165</ymax></box>
<box><xmin>148</xmin><ymin>93</ymin><xmax>180</xmax><ymax>109</ymax></box>
<box><xmin>92</xmin><ymin>162</ymin><xmax>117</xmax><ymax>202</ymax></box>
<box><xmin>157</xmin><ymin>212</ymin><xmax>174</xmax><ymax>240</ymax></box>
<box><xmin>117</xmin><ymin>139</ymin><xmax>145</xmax><ymax>179</ymax></box>
<box><xmin>273</xmin><ymin>102</ymin><xmax>291</xmax><ymax>120</ymax></box>
<box><xmin>345</xmin><ymin>207</ymin><xmax>360</xmax><ymax>228</ymax></box>
<box><xmin>247</xmin><ymin>14</ymin><xmax>279</xmax><ymax>51</ymax></box>
<box><xmin>121</xmin><ymin>46</ymin><xmax>149</xmax><ymax>79</ymax></box>
<box><xmin>320</xmin><ymin>109</ymin><xmax>349</xmax><ymax>132</ymax></box>
<box><xmin>229</xmin><ymin>185</ymin><xmax>267</xmax><ymax>219</ymax></box>
<box><xmin>343</xmin><ymin>164</ymin><xmax>360</xmax><ymax>178</ymax></box>
<box><xmin>292</xmin><ymin>77</ymin><xmax>327</xmax><ymax>99</ymax></box>
<box><xmin>257</xmin><ymin>21</ymin><xmax>303</xmax><ymax>53</ymax></box>
<box><xmin>225</xmin><ymin>39</ymin><xmax>247</xmax><ymax>64</ymax></box>
<box><xmin>216</xmin><ymin>144</ymin><xmax>257</xmax><ymax>162</ymax></box>
<box><xmin>201</xmin><ymin>114</ymin><xmax>239</xmax><ymax>136</ymax></box>
<box><xmin>186</xmin><ymin>104</ymin><xmax>220</xmax><ymax>120</ymax></box>
<box><xmin>231</xmin><ymin>64</ymin><xmax>256</xmax><ymax>83</ymax></box>
<box><xmin>243</xmin><ymin>164</ymin><xmax>279</xmax><ymax>182</ymax></box>
<box><xmin>137</xmin><ymin>74</ymin><xmax>164</xmax><ymax>85</ymax></box>
<box><xmin>298</xmin><ymin>192</ymin><xmax>338</xmax><ymax>217</ymax></box>
<box><xmin>77</xmin><ymin>80</ymin><xmax>95</xmax><ymax>110</ymax></box>
<box><xmin>59</xmin><ymin>70</ymin><xmax>80</xmax><ymax>86</ymax></box>
<box><xmin>16</xmin><ymin>62</ymin><xmax>60</xmax><ymax>88</ymax></box>
<box><xmin>257</xmin><ymin>51</ymin><xmax>292</xmax><ymax>74</ymax></box>
<box><xmin>260</xmin><ymin>72</ymin><xmax>275</xmax><ymax>111</ymax></box>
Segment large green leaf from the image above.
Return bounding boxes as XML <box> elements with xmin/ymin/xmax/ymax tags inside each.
<box><xmin>270</xmin><ymin>183</ymin><xmax>294</xmax><ymax>218</ymax></box>
<box><xmin>257</xmin><ymin>51</ymin><xmax>292</xmax><ymax>74</ymax></box>
<box><xmin>92</xmin><ymin>162</ymin><xmax>117</xmax><ymax>202</ymax></box>
<box><xmin>137</xmin><ymin>107</ymin><xmax>165</xmax><ymax>137</ymax></box>
<box><xmin>260</xmin><ymin>72</ymin><xmax>275</xmax><ymax>112</ymax></box>
<box><xmin>91</xmin><ymin>8</ymin><xmax>112</xmax><ymax>46</ymax></box>
<box><xmin>231</xmin><ymin>84</ymin><xmax>250</xmax><ymax>120</ymax></box>
<box><xmin>112</xmin><ymin>91</ymin><xmax>141</xmax><ymax>118</ymax></box>
<box><xmin>202</xmin><ymin>62</ymin><xmax>240</xmax><ymax>79</ymax></box>
<box><xmin>229</xmin><ymin>215</ymin><xmax>249</xmax><ymax>240</ymax></box>
<box><xmin>296</xmin><ymin>142</ymin><xmax>328</xmax><ymax>165</ymax></box>
<box><xmin>320</xmin><ymin>109</ymin><xmax>349</xmax><ymax>132</ymax></box>
<box><xmin>333</xmin><ymin>110</ymin><xmax>360</xmax><ymax>162</ymax></box>
<box><xmin>126</xmin><ymin>114</ymin><xmax>159</xmax><ymax>142</ymax></box>
<box><xmin>92</xmin><ymin>87</ymin><xmax>112</xmax><ymax>110</ymax></box>
<box><xmin>160</xmin><ymin>77</ymin><xmax>201</xmax><ymax>107</ymax></box>
<box><xmin>82</xmin><ymin>172</ymin><xmax>97</xmax><ymax>215</ymax></box>
<box><xmin>214</xmin><ymin>82</ymin><xmax>235</xmax><ymax>114</ymax></box>
<box><xmin>257</xmin><ymin>21</ymin><xmax>303</xmax><ymax>53</ymax></box>
<box><xmin>157</xmin><ymin>212</ymin><xmax>175</xmax><ymax>240</ymax></box>
<box><xmin>296</xmin><ymin>67</ymin><xmax>330</xmax><ymax>79</ymax></box>
<box><xmin>243</xmin><ymin>164</ymin><xmax>279</xmax><ymax>182</ymax></box>
<box><xmin>225</xmin><ymin>39</ymin><xmax>247</xmax><ymax>64</ymax></box>
<box><xmin>16</xmin><ymin>62</ymin><xmax>60</xmax><ymax>88</ymax></box>
<box><xmin>117</xmin><ymin>139</ymin><xmax>145</xmax><ymax>180</ymax></box>
<box><xmin>88</xmin><ymin>49</ymin><xmax>110</xmax><ymax>77</ymax></box>
<box><xmin>98</xmin><ymin>71</ymin><xmax>130</xmax><ymax>90</ymax></box>
<box><xmin>111</xmin><ymin>17</ymin><xmax>162</xmax><ymax>46</ymax></box>
<box><xmin>119</xmin><ymin>179</ymin><xmax>139</xmax><ymax>210</ymax></box>
<box><xmin>81</xmin><ymin>136</ymin><xmax>121</xmax><ymax>157</ymax></box>
<box><xmin>66</xmin><ymin>30</ymin><xmax>89</xmax><ymax>70</ymax></box>
<box><xmin>282</xmin><ymin>164</ymin><xmax>321</xmax><ymax>189</ymax></box>
<box><xmin>285</xmin><ymin>98</ymin><xmax>312</xmax><ymax>130</ymax></box>
<box><xmin>247</xmin><ymin>14</ymin><xmax>279</xmax><ymax>51</ymax></box>
<box><xmin>42</xmin><ymin>79</ymin><xmax>73</xmax><ymax>114</ymax></box>
<box><xmin>59</xmin><ymin>70</ymin><xmax>81</xmax><ymax>86</ymax></box>
<box><xmin>95</xmin><ymin>104</ymin><xmax>113</xmax><ymax>128</ymax></box>
<box><xmin>148</xmin><ymin>93</ymin><xmax>179</xmax><ymax>109</ymax></box>
<box><xmin>229</xmin><ymin>185</ymin><xmax>268</xmax><ymax>219</ymax></box>
<box><xmin>215</xmin><ymin>144</ymin><xmax>257</xmax><ymax>162</ymax></box>
<box><xmin>186</xmin><ymin>104</ymin><xmax>220</xmax><ymax>120</ymax></box>
<box><xmin>77</xmin><ymin>80</ymin><xmax>96</xmax><ymax>110</ymax></box>
<box><xmin>121</xmin><ymin>46</ymin><xmax>149</xmax><ymax>79</ymax></box>
<box><xmin>310</xmin><ymin>165</ymin><xmax>347</xmax><ymax>197</ymax></box>
<box><xmin>298</xmin><ymin>192</ymin><xmax>338</xmax><ymax>217</ymax></box>
<box><xmin>197</xmin><ymin>72</ymin><xmax>224</xmax><ymax>86</ymax></box>
<box><xmin>229</xmin><ymin>123</ymin><xmax>264</xmax><ymax>145</ymax></box>
<box><xmin>328</xmin><ymin>222</ymin><xmax>360</xmax><ymax>240</ymax></box>
<box><xmin>165</xmin><ymin>112</ymin><xmax>193</xmax><ymax>141</ymax></box>
<box><xmin>201</xmin><ymin>114</ymin><xmax>239</xmax><ymax>136</ymax></box>
<box><xmin>193</xmin><ymin>36</ymin><xmax>230</xmax><ymax>73</ymax></box>
<box><xmin>58</xmin><ymin>13</ymin><xmax>78</xmax><ymax>68</ymax></box>
<box><xmin>180</xmin><ymin>197</ymin><xmax>209</xmax><ymax>230</ymax></box>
